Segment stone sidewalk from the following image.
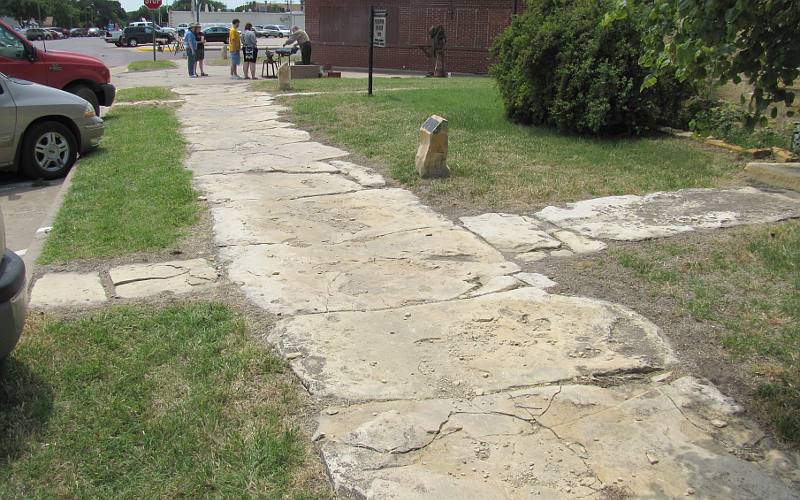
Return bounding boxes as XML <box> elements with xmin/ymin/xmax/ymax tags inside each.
<box><xmin>171</xmin><ymin>80</ymin><xmax>800</xmax><ymax>498</ymax></box>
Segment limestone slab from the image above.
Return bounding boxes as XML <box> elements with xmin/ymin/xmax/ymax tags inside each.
<box><xmin>269</xmin><ymin>288</ymin><xmax>674</xmax><ymax>399</ymax></box>
<box><xmin>222</xmin><ymin>226</ymin><xmax>518</xmax><ymax>315</ymax></box>
<box><xmin>30</xmin><ymin>272</ymin><xmax>106</xmax><ymax>307</ymax></box>
<box><xmin>328</xmin><ymin>160</ymin><xmax>386</xmax><ymax>188</ymax></box>
<box><xmin>460</xmin><ymin>213</ymin><xmax>561</xmax><ymax>253</ymax></box>
<box><xmin>316</xmin><ymin>378</ymin><xmax>797</xmax><ymax>499</ymax></box>
<box><xmin>514</xmin><ymin>272</ymin><xmax>557</xmax><ymax>289</ymax></box>
<box><xmin>208</xmin><ymin>188</ymin><xmax>451</xmax><ymax>246</ymax></box>
<box><xmin>552</xmin><ymin>230</ymin><xmax>607</xmax><ymax>254</ymax></box>
<box><xmin>195</xmin><ymin>172</ymin><xmax>362</xmax><ymax>204</ymax></box>
<box><xmin>109</xmin><ymin>258</ymin><xmax>218</xmax><ymax>298</ymax></box>
<box><xmin>187</xmin><ymin>149</ymin><xmax>339</xmax><ymax>176</ymax></box>
<box><xmin>536</xmin><ymin>187</ymin><xmax>800</xmax><ymax>241</ymax></box>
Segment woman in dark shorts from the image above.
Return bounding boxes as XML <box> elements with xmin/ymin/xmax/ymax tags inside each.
<box><xmin>194</xmin><ymin>25</ymin><xmax>208</xmax><ymax>76</ymax></box>
<box><xmin>242</xmin><ymin>23</ymin><xmax>259</xmax><ymax>80</ymax></box>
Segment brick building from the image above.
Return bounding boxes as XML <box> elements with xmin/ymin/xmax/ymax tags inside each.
<box><xmin>304</xmin><ymin>0</ymin><xmax>522</xmax><ymax>74</ymax></box>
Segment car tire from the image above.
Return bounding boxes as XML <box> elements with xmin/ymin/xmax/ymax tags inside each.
<box><xmin>115</xmin><ymin>40</ymin><xmax>122</xmax><ymax>47</ymax></box>
<box><xmin>128</xmin><ymin>38</ymin><xmax>138</xmax><ymax>47</ymax></box>
<box><xmin>20</xmin><ymin>121</ymin><xmax>78</xmax><ymax>180</ymax></box>
<box><xmin>66</xmin><ymin>84</ymin><xmax>100</xmax><ymax>117</ymax></box>
<box><xmin>279</xmin><ymin>33</ymin><xmax>284</xmax><ymax>38</ymax></box>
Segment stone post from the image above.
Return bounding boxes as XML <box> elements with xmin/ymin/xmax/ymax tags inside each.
<box><xmin>415</xmin><ymin>115</ymin><xmax>450</xmax><ymax>178</ymax></box>
<box><xmin>278</xmin><ymin>62</ymin><xmax>292</xmax><ymax>91</ymax></box>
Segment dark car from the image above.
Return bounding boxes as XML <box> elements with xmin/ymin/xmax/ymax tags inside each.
<box><xmin>70</xmin><ymin>27</ymin><xmax>87</xmax><ymax>37</ymax></box>
<box><xmin>24</xmin><ymin>28</ymin><xmax>53</xmax><ymax>41</ymax></box>
<box><xmin>202</xmin><ymin>26</ymin><xmax>229</xmax><ymax>43</ymax></box>
<box><xmin>120</xmin><ymin>26</ymin><xmax>174</xmax><ymax>47</ymax></box>
<box><xmin>0</xmin><ymin>206</ymin><xmax>26</xmax><ymax>360</ymax></box>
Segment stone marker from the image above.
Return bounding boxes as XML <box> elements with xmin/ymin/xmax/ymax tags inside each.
<box><xmin>278</xmin><ymin>62</ymin><xmax>291</xmax><ymax>91</ymax></box>
<box><xmin>415</xmin><ymin>115</ymin><xmax>450</xmax><ymax>178</ymax></box>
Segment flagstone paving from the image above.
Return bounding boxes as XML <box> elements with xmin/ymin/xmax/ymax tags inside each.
<box><xmin>166</xmin><ymin>78</ymin><xmax>800</xmax><ymax>498</ymax></box>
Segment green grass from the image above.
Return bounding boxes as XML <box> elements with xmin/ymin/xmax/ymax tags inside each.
<box><xmin>612</xmin><ymin>221</ymin><xmax>800</xmax><ymax>443</ymax></box>
<box><xmin>127</xmin><ymin>59</ymin><xmax>177</xmax><ymax>72</ymax></box>
<box><xmin>252</xmin><ymin>75</ymin><xmax>430</xmax><ymax>93</ymax></box>
<box><xmin>39</xmin><ymin>106</ymin><xmax>198</xmax><ymax>263</ymax></box>
<box><xmin>116</xmin><ymin>86</ymin><xmax>177</xmax><ymax>102</ymax></box>
<box><xmin>278</xmin><ymin>77</ymin><xmax>739</xmax><ymax>210</ymax></box>
<box><xmin>0</xmin><ymin>303</ymin><xmax>323</xmax><ymax>497</ymax></box>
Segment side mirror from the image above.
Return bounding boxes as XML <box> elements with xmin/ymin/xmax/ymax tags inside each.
<box><xmin>26</xmin><ymin>44</ymin><xmax>37</xmax><ymax>62</ymax></box>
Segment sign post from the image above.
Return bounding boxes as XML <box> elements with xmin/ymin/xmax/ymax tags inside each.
<box><xmin>368</xmin><ymin>7</ymin><xmax>387</xmax><ymax>96</ymax></box>
<box><xmin>144</xmin><ymin>0</ymin><xmax>163</xmax><ymax>62</ymax></box>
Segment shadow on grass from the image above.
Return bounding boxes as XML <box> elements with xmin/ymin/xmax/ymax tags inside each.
<box><xmin>0</xmin><ymin>357</ymin><xmax>53</xmax><ymax>464</ymax></box>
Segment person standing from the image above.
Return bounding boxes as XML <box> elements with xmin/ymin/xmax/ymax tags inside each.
<box><xmin>184</xmin><ymin>24</ymin><xmax>197</xmax><ymax>78</ymax></box>
<box><xmin>194</xmin><ymin>25</ymin><xmax>208</xmax><ymax>76</ymax></box>
<box><xmin>283</xmin><ymin>26</ymin><xmax>311</xmax><ymax>65</ymax></box>
<box><xmin>228</xmin><ymin>19</ymin><xmax>242</xmax><ymax>80</ymax></box>
<box><xmin>242</xmin><ymin>23</ymin><xmax>259</xmax><ymax>80</ymax></box>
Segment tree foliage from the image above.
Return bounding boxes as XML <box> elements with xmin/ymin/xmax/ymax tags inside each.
<box><xmin>607</xmin><ymin>0</ymin><xmax>800</xmax><ymax>125</ymax></box>
<box><xmin>0</xmin><ymin>0</ymin><xmax>127</xmax><ymax>27</ymax></box>
<box><xmin>491</xmin><ymin>0</ymin><xmax>690</xmax><ymax>135</ymax></box>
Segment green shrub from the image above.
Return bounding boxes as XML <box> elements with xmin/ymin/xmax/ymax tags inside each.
<box><xmin>490</xmin><ymin>0</ymin><xmax>691</xmax><ymax>135</ymax></box>
<box><xmin>687</xmin><ymin>97</ymin><xmax>791</xmax><ymax>149</ymax></box>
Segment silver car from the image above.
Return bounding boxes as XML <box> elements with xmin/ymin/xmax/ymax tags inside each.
<box><xmin>0</xmin><ymin>71</ymin><xmax>104</xmax><ymax>179</ymax></box>
<box><xmin>0</xmin><ymin>205</ymin><xmax>26</xmax><ymax>359</ymax></box>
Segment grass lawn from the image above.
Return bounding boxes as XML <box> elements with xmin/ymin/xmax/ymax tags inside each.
<box><xmin>39</xmin><ymin>106</ymin><xmax>198</xmax><ymax>263</ymax></box>
<box><xmin>0</xmin><ymin>303</ymin><xmax>324</xmax><ymax>497</ymax></box>
<box><xmin>610</xmin><ymin>221</ymin><xmax>800</xmax><ymax>443</ymax></box>
<box><xmin>127</xmin><ymin>60</ymin><xmax>177</xmax><ymax>72</ymax></box>
<box><xmin>116</xmin><ymin>86</ymin><xmax>177</xmax><ymax>102</ymax></box>
<box><xmin>276</xmin><ymin>77</ymin><xmax>740</xmax><ymax>211</ymax></box>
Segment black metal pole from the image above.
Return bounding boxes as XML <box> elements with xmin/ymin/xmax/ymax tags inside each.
<box><xmin>152</xmin><ymin>9</ymin><xmax>157</xmax><ymax>61</ymax></box>
<box><xmin>368</xmin><ymin>6</ymin><xmax>374</xmax><ymax>96</ymax></box>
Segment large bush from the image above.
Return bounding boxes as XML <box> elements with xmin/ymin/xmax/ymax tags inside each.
<box><xmin>491</xmin><ymin>0</ymin><xmax>691</xmax><ymax>135</ymax></box>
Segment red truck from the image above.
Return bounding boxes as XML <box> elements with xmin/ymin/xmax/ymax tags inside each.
<box><xmin>0</xmin><ymin>20</ymin><xmax>115</xmax><ymax>115</ymax></box>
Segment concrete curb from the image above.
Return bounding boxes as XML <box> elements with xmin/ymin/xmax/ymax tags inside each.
<box><xmin>22</xmin><ymin>164</ymin><xmax>78</xmax><ymax>283</ymax></box>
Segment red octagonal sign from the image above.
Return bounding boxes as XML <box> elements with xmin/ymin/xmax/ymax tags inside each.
<box><xmin>144</xmin><ymin>0</ymin><xmax>162</xmax><ymax>9</ymax></box>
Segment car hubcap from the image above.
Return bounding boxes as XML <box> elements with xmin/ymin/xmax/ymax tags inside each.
<box><xmin>34</xmin><ymin>132</ymin><xmax>70</xmax><ymax>172</ymax></box>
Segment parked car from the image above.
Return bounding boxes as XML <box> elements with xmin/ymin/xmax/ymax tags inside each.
<box><xmin>0</xmin><ymin>205</ymin><xmax>26</xmax><ymax>360</ymax></box>
<box><xmin>69</xmin><ymin>27</ymin><xmax>87</xmax><ymax>37</ymax></box>
<box><xmin>262</xmin><ymin>25</ymin><xmax>291</xmax><ymax>37</ymax></box>
<box><xmin>45</xmin><ymin>28</ymin><xmax>64</xmax><ymax>39</ymax></box>
<box><xmin>104</xmin><ymin>29</ymin><xmax>123</xmax><ymax>44</ymax></box>
<box><xmin>0</xmin><ymin>71</ymin><xmax>104</xmax><ymax>178</ymax></box>
<box><xmin>24</xmin><ymin>28</ymin><xmax>53</xmax><ymax>41</ymax></box>
<box><xmin>50</xmin><ymin>27</ymin><xmax>70</xmax><ymax>38</ymax></box>
<box><xmin>0</xmin><ymin>20</ymin><xmax>117</xmax><ymax>116</ymax></box>
<box><xmin>202</xmin><ymin>26</ymin><xmax>229</xmax><ymax>43</ymax></box>
<box><xmin>87</xmin><ymin>27</ymin><xmax>103</xmax><ymax>37</ymax></box>
<box><xmin>119</xmin><ymin>26</ymin><xmax>174</xmax><ymax>47</ymax></box>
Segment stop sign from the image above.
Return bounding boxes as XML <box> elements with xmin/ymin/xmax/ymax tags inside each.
<box><xmin>144</xmin><ymin>0</ymin><xmax>162</xmax><ymax>9</ymax></box>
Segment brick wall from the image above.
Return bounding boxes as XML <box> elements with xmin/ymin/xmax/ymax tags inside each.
<box><xmin>305</xmin><ymin>0</ymin><xmax>520</xmax><ymax>74</ymax></box>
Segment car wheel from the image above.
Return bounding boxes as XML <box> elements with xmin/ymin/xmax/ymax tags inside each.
<box><xmin>128</xmin><ymin>38</ymin><xmax>138</xmax><ymax>47</ymax></box>
<box><xmin>21</xmin><ymin>121</ymin><xmax>78</xmax><ymax>180</ymax></box>
<box><xmin>115</xmin><ymin>40</ymin><xmax>122</xmax><ymax>46</ymax></box>
<box><xmin>279</xmin><ymin>33</ymin><xmax>284</xmax><ymax>38</ymax></box>
<box><xmin>36</xmin><ymin>35</ymin><xmax>43</xmax><ymax>41</ymax></box>
<box><xmin>66</xmin><ymin>84</ymin><xmax>100</xmax><ymax>117</ymax></box>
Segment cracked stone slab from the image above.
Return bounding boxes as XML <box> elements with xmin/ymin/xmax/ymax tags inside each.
<box><xmin>514</xmin><ymin>272</ymin><xmax>557</xmax><ymax>289</ymax></box>
<box><xmin>536</xmin><ymin>187</ymin><xmax>800</xmax><ymax>241</ymax></box>
<box><xmin>316</xmin><ymin>378</ymin><xmax>797</xmax><ymax>499</ymax></box>
<box><xmin>109</xmin><ymin>258</ymin><xmax>218</xmax><ymax>299</ymax></box>
<box><xmin>269</xmin><ymin>287</ymin><xmax>674</xmax><ymax>399</ymax></box>
<box><xmin>329</xmin><ymin>160</ymin><xmax>386</xmax><ymax>188</ymax></box>
<box><xmin>195</xmin><ymin>172</ymin><xmax>363</xmax><ymax>203</ymax></box>
<box><xmin>223</xmin><ymin>226</ymin><xmax>518</xmax><ymax>316</ymax></box>
<box><xmin>184</xmin><ymin>127</ymin><xmax>310</xmax><ymax>151</ymax></box>
<box><xmin>208</xmin><ymin>188</ymin><xmax>452</xmax><ymax>247</ymax></box>
<box><xmin>460</xmin><ymin>213</ymin><xmax>562</xmax><ymax>253</ymax></box>
<box><xmin>186</xmin><ymin>149</ymin><xmax>340</xmax><ymax>176</ymax></box>
<box><xmin>552</xmin><ymin>230</ymin><xmax>607</xmax><ymax>254</ymax></box>
<box><xmin>30</xmin><ymin>272</ymin><xmax>107</xmax><ymax>307</ymax></box>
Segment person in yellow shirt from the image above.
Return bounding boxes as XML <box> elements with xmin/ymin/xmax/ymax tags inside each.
<box><xmin>228</xmin><ymin>18</ymin><xmax>242</xmax><ymax>80</ymax></box>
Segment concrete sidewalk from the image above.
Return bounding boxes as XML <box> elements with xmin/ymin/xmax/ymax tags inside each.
<box><xmin>168</xmin><ymin>77</ymin><xmax>800</xmax><ymax>498</ymax></box>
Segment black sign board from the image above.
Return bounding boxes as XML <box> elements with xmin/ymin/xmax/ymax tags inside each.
<box><xmin>422</xmin><ymin>116</ymin><xmax>441</xmax><ymax>134</ymax></box>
